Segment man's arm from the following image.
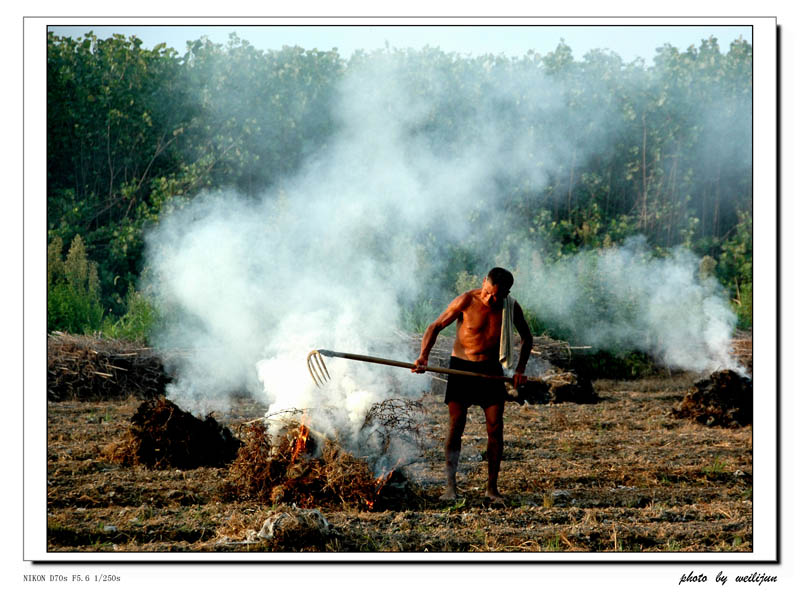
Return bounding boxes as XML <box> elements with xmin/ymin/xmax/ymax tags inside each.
<box><xmin>512</xmin><ymin>300</ymin><xmax>533</xmax><ymax>386</ymax></box>
<box><xmin>412</xmin><ymin>293</ymin><xmax>470</xmax><ymax>372</ymax></box>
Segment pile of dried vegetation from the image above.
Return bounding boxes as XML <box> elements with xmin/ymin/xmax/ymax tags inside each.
<box><xmin>513</xmin><ymin>371</ymin><xmax>600</xmax><ymax>405</ymax></box>
<box><xmin>225</xmin><ymin>400</ymin><xmax>428</xmax><ymax>511</ymax></box>
<box><xmin>48</xmin><ymin>332</ymin><xmax>168</xmax><ymax>401</ymax></box>
<box><xmin>672</xmin><ymin>369</ymin><xmax>753</xmax><ymax>428</ymax></box>
<box><xmin>730</xmin><ymin>331</ymin><xmax>753</xmax><ymax>375</ymax></box>
<box><xmin>104</xmin><ymin>396</ymin><xmax>242</xmax><ymax>469</ymax></box>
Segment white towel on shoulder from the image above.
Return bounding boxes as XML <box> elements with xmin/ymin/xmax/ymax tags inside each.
<box><xmin>499</xmin><ymin>295</ymin><xmax>515</xmax><ymax>369</ymax></box>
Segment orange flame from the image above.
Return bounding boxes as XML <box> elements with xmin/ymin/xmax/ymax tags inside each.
<box><xmin>366</xmin><ymin>469</ymin><xmax>395</xmax><ymax>510</ymax></box>
<box><xmin>375</xmin><ymin>470</ymin><xmax>393</xmax><ymax>495</ymax></box>
<box><xmin>290</xmin><ymin>415</ymin><xmax>310</xmax><ymax>464</ymax></box>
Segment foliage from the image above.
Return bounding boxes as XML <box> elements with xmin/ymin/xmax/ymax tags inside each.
<box><xmin>101</xmin><ymin>285</ymin><xmax>160</xmax><ymax>342</ymax></box>
<box><xmin>46</xmin><ymin>31</ymin><xmax>753</xmax><ymax>338</ymax></box>
<box><xmin>717</xmin><ymin>210</ymin><xmax>753</xmax><ymax>328</ymax></box>
<box><xmin>47</xmin><ymin>235</ymin><xmax>104</xmax><ymax>333</ymax></box>
<box><xmin>571</xmin><ymin>350</ymin><xmax>657</xmax><ymax>380</ymax></box>
<box><xmin>399</xmin><ymin>298</ymin><xmax>440</xmax><ymax>334</ymax></box>
<box><xmin>47</xmin><ymin>32</ymin><xmax>197</xmax><ymax>313</ymax></box>
<box><xmin>454</xmin><ymin>270</ymin><xmax>480</xmax><ymax>294</ymax></box>
<box><xmin>732</xmin><ymin>282</ymin><xmax>753</xmax><ymax>329</ymax></box>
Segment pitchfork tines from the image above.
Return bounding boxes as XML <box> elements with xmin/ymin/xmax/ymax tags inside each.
<box><xmin>307</xmin><ymin>349</ymin><xmax>332</xmax><ymax>387</ymax></box>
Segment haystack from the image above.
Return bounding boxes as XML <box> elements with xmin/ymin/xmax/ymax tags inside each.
<box><xmin>104</xmin><ymin>397</ymin><xmax>241</xmax><ymax>468</ymax></box>
<box><xmin>672</xmin><ymin>369</ymin><xmax>753</xmax><ymax>428</ymax></box>
<box><xmin>48</xmin><ymin>332</ymin><xmax>168</xmax><ymax>401</ymax></box>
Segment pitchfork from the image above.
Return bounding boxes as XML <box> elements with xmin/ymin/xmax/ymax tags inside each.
<box><xmin>307</xmin><ymin>349</ymin><xmax>517</xmax><ymax>388</ymax></box>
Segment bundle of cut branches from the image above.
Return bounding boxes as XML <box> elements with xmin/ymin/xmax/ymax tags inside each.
<box><xmin>729</xmin><ymin>331</ymin><xmax>753</xmax><ymax>374</ymax></box>
<box><xmin>47</xmin><ymin>332</ymin><xmax>168</xmax><ymax>401</ymax></box>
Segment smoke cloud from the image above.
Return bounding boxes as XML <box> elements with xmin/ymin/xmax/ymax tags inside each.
<box><xmin>144</xmin><ymin>48</ymin><xmax>747</xmax><ymax>444</ymax></box>
<box><xmin>513</xmin><ymin>237</ymin><xmax>742</xmax><ymax>372</ymax></box>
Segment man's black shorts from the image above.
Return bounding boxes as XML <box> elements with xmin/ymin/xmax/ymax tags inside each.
<box><xmin>444</xmin><ymin>356</ymin><xmax>508</xmax><ymax>409</ymax></box>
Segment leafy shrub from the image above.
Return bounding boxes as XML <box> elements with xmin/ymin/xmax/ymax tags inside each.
<box><xmin>571</xmin><ymin>349</ymin><xmax>657</xmax><ymax>379</ymax></box>
<box><xmin>102</xmin><ymin>285</ymin><xmax>160</xmax><ymax>343</ymax></box>
<box><xmin>717</xmin><ymin>210</ymin><xmax>752</xmax><ymax>329</ymax></box>
<box><xmin>733</xmin><ymin>281</ymin><xmax>752</xmax><ymax>329</ymax></box>
<box><xmin>399</xmin><ymin>298</ymin><xmax>440</xmax><ymax>334</ymax></box>
<box><xmin>47</xmin><ymin>235</ymin><xmax>104</xmax><ymax>333</ymax></box>
<box><xmin>454</xmin><ymin>270</ymin><xmax>480</xmax><ymax>294</ymax></box>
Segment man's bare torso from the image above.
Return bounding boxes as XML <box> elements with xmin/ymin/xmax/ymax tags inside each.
<box><xmin>452</xmin><ymin>289</ymin><xmax>503</xmax><ymax>362</ymax></box>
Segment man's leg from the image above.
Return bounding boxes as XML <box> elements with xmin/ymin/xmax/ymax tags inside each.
<box><xmin>483</xmin><ymin>401</ymin><xmax>505</xmax><ymax>502</ymax></box>
<box><xmin>442</xmin><ymin>400</ymin><xmax>468</xmax><ymax>500</ymax></box>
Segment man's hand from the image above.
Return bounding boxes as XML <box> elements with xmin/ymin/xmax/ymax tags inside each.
<box><xmin>412</xmin><ymin>357</ymin><xmax>428</xmax><ymax>373</ymax></box>
<box><xmin>513</xmin><ymin>372</ymin><xmax>527</xmax><ymax>389</ymax></box>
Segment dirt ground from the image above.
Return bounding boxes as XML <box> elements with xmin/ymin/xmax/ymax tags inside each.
<box><xmin>46</xmin><ymin>373</ymin><xmax>752</xmax><ymax>553</ymax></box>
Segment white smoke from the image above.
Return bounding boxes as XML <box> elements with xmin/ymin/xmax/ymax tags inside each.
<box><xmin>144</xmin><ymin>48</ymin><xmax>745</xmax><ymax>441</ymax></box>
<box><xmin>513</xmin><ymin>237</ymin><xmax>742</xmax><ymax>374</ymax></box>
<box><xmin>146</xmin><ymin>188</ymin><xmax>429</xmax><ymax>436</ymax></box>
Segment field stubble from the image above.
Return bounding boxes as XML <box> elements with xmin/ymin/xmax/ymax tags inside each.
<box><xmin>47</xmin><ymin>373</ymin><xmax>752</xmax><ymax>553</ymax></box>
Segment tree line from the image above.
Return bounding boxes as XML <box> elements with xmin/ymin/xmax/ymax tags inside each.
<box><xmin>47</xmin><ymin>31</ymin><xmax>753</xmax><ymax>339</ymax></box>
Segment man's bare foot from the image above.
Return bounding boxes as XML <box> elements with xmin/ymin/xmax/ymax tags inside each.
<box><xmin>439</xmin><ymin>487</ymin><xmax>458</xmax><ymax>501</ymax></box>
<box><xmin>484</xmin><ymin>490</ymin><xmax>505</xmax><ymax>505</ymax></box>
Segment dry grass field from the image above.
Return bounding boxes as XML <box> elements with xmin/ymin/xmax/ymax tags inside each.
<box><xmin>46</xmin><ymin>371</ymin><xmax>752</xmax><ymax>553</ymax></box>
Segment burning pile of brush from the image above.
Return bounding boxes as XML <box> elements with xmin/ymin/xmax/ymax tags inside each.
<box><xmin>225</xmin><ymin>399</ymin><xmax>428</xmax><ymax>511</ymax></box>
<box><xmin>103</xmin><ymin>390</ymin><xmax>428</xmax><ymax>510</ymax></box>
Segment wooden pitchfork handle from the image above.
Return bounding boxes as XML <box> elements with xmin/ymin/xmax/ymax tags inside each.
<box><xmin>308</xmin><ymin>348</ymin><xmax>514</xmax><ymax>387</ymax></box>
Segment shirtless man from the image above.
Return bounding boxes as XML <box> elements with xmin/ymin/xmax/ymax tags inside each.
<box><xmin>413</xmin><ymin>267</ymin><xmax>532</xmax><ymax>503</ymax></box>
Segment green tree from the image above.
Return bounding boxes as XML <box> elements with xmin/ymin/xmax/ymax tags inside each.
<box><xmin>102</xmin><ymin>284</ymin><xmax>160</xmax><ymax>342</ymax></box>
<box><xmin>179</xmin><ymin>35</ymin><xmax>343</xmax><ymax>194</ymax></box>
<box><xmin>48</xmin><ymin>31</ymin><xmax>198</xmax><ymax>312</ymax></box>
<box><xmin>48</xmin><ymin>235</ymin><xmax>104</xmax><ymax>333</ymax></box>
<box><xmin>718</xmin><ymin>210</ymin><xmax>753</xmax><ymax>327</ymax></box>
<box><xmin>45</xmin><ymin>33</ymin><xmax>752</xmax><ymax>337</ymax></box>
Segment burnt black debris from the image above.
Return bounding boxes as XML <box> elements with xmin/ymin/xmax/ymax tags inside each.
<box><xmin>672</xmin><ymin>369</ymin><xmax>753</xmax><ymax>428</ymax></box>
<box><xmin>513</xmin><ymin>371</ymin><xmax>600</xmax><ymax>405</ymax></box>
<box><xmin>109</xmin><ymin>397</ymin><xmax>241</xmax><ymax>469</ymax></box>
